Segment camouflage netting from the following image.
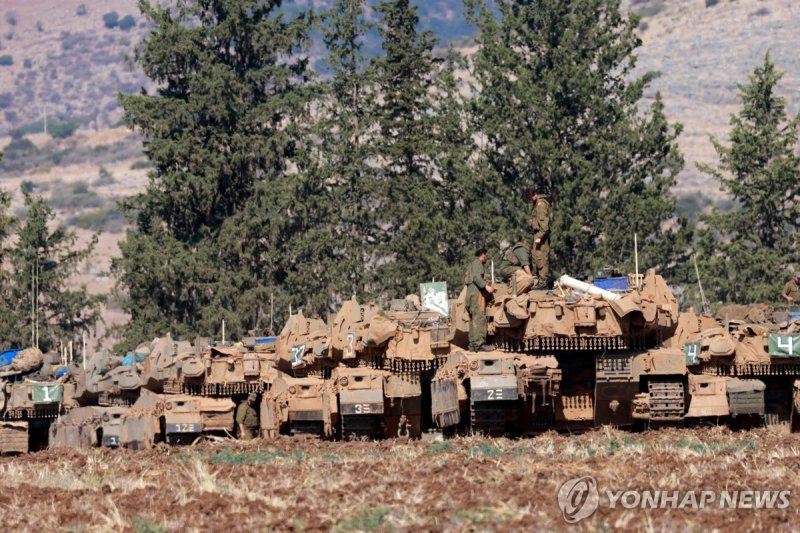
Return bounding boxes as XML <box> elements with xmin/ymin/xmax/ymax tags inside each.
<box><xmin>12</xmin><ymin>348</ymin><xmax>43</xmax><ymax>373</ymax></box>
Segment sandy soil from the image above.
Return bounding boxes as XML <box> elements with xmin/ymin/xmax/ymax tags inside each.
<box><xmin>0</xmin><ymin>427</ymin><xmax>797</xmax><ymax>532</ymax></box>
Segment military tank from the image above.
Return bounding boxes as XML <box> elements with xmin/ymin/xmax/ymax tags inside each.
<box><xmin>0</xmin><ymin>347</ymin><xmax>82</xmax><ymax>452</ymax></box>
<box><xmin>6</xmin><ymin>267</ymin><xmax>800</xmax><ymax>452</ymax></box>
<box><xmin>430</xmin><ymin>269</ymin><xmax>690</xmax><ymax>434</ymax></box>
<box><xmin>668</xmin><ymin>304</ymin><xmax>800</xmax><ymax>430</ymax></box>
<box><xmin>262</xmin><ymin>295</ymin><xmax>452</xmax><ymax>439</ymax></box>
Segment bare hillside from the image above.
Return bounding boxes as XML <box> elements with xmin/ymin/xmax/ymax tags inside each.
<box><xmin>0</xmin><ymin>0</ymin><xmax>148</xmax><ymax>132</ymax></box>
<box><xmin>631</xmin><ymin>0</ymin><xmax>800</xmax><ymax>196</ymax></box>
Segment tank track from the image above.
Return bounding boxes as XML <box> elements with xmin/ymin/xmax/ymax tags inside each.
<box><xmin>469</xmin><ymin>401</ymin><xmax>508</xmax><ymax>436</ymax></box>
<box><xmin>340</xmin><ymin>414</ymin><xmax>384</xmax><ymax>440</ymax></box>
<box><xmin>647</xmin><ymin>381</ymin><xmax>685</xmax><ymax>422</ymax></box>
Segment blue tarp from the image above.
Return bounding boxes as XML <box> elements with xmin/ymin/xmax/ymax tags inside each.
<box><xmin>594</xmin><ymin>277</ymin><xmax>628</xmax><ymax>291</ymax></box>
<box><xmin>0</xmin><ymin>348</ymin><xmax>22</xmax><ymax>367</ymax></box>
<box><xmin>122</xmin><ymin>351</ymin><xmax>148</xmax><ymax>366</ymax></box>
<box><xmin>255</xmin><ymin>337</ymin><xmax>277</xmax><ymax>345</ymax></box>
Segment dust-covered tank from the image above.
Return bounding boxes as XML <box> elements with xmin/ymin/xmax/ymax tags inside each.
<box><xmin>1</xmin><ymin>347</ymin><xmax>75</xmax><ymax>452</ymax></box>
<box><xmin>432</xmin><ymin>269</ymin><xmax>689</xmax><ymax>433</ymax></box>
<box><xmin>262</xmin><ymin>293</ymin><xmax>454</xmax><ymax>439</ymax></box>
<box><xmin>668</xmin><ymin>304</ymin><xmax>800</xmax><ymax>430</ymax></box>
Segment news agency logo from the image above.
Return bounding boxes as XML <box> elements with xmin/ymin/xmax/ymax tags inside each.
<box><xmin>557</xmin><ymin>475</ymin><xmax>792</xmax><ymax>523</ymax></box>
<box><xmin>557</xmin><ymin>475</ymin><xmax>600</xmax><ymax>524</ymax></box>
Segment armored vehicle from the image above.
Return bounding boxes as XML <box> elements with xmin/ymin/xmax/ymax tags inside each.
<box><xmin>671</xmin><ymin>305</ymin><xmax>800</xmax><ymax>430</ymax></box>
<box><xmin>1</xmin><ymin>348</ymin><xmax>73</xmax><ymax>451</ymax></box>
<box><xmin>437</xmin><ymin>270</ymin><xmax>689</xmax><ymax>433</ymax></box>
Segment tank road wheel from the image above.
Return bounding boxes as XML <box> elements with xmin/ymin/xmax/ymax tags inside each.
<box><xmin>646</xmin><ymin>380</ymin><xmax>685</xmax><ymax>425</ymax></box>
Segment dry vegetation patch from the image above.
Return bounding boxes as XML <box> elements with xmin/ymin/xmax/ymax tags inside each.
<box><xmin>0</xmin><ymin>428</ymin><xmax>797</xmax><ymax>531</ymax></box>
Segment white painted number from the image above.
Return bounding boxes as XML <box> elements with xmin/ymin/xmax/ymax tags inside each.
<box><xmin>686</xmin><ymin>345</ymin><xmax>698</xmax><ymax>359</ymax></box>
<box><xmin>486</xmin><ymin>389</ymin><xmax>503</xmax><ymax>400</ymax></box>
<box><xmin>353</xmin><ymin>403</ymin><xmax>371</xmax><ymax>414</ymax></box>
<box><xmin>42</xmin><ymin>386</ymin><xmax>52</xmax><ymax>402</ymax></box>
<box><xmin>777</xmin><ymin>336</ymin><xmax>794</xmax><ymax>355</ymax></box>
<box><xmin>346</xmin><ymin>333</ymin><xmax>355</xmax><ymax>358</ymax></box>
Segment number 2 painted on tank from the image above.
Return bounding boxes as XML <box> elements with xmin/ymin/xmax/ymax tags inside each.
<box><xmin>486</xmin><ymin>389</ymin><xmax>503</xmax><ymax>400</ymax></box>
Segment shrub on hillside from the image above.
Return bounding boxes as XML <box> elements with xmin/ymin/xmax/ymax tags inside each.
<box><xmin>49</xmin><ymin>120</ymin><xmax>80</xmax><ymax>139</ymax></box>
<box><xmin>0</xmin><ymin>55</ymin><xmax>13</xmax><ymax>66</ymax></box>
<box><xmin>68</xmin><ymin>206</ymin><xmax>126</xmax><ymax>233</ymax></box>
<box><xmin>705</xmin><ymin>0</ymin><xmax>720</xmax><ymax>7</ymax></box>
<box><xmin>102</xmin><ymin>11</ymin><xmax>119</xmax><ymax>29</ymax></box>
<box><xmin>61</xmin><ymin>32</ymin><xmax>89</xmax><ymax>51</ymax></box>
<box><xmin>76</xmin><ymin>4</ymin><xmax>88</xmax><ymax>16</ymax></box>
<box><xmin>94</xmin><ymin>166</ymin><xmax>115</xmax><ymax>186</ymax></box>
<box><xmin>49</xmin><ymin>181</ymin><xmax>103</xmax><ymax>210</ymax></box>
<box><xmin>0</xmin><ymin>92</ymin><xmax>11</xmax><ymax>109</ymax></box>
<box><xmin>1</xmin><ymin>137</ymin><xmax>37</xmax><ymax>161</ymax></box>
<box><xmin>4</xmin><ymin>111</ymin><xmax>17</xmax><ymax>123</ymax></box>
<box><xmin>130</xmin><ymin>160</ymin><xmax>152</xmax><ymax>170</ymax></box>
<box><xmin>635</xmin><ymin>0</ymin><xmax>665</xmax><ymax>17</ymax></box>
<box><xmin>11</xmin><ymin>121</ymin><xmax>44</xmax><ymax>138</ymax></box>
<box><xmin>118</xmin><ymin>15</ymin><xmax>136</xmax><ymax>31</ymax></box>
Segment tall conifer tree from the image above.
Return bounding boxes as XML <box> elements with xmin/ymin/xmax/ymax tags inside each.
<box><xmin>694</xmin><ymin>54</ymin><xmax>800</xmax><ymax>303</ymax></box>
<box><xmin>115</xmin><ymin>0</ymin><xmax>313</xmax><ymax>345</ymax></box>
<box><xmin>468</xmin><ymin>0</ymin><xmax>690</xmax><ymax>278</ymax></box>
<box><xmin>370</xmin><ymin>0</ymin><xmax>446</xmax><ymax>297</ymax></box>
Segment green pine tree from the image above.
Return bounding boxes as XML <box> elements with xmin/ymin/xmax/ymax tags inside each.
<box><xmin>430</xmin><ymin>47</ymin><xmax>501</xmax><ymax>288</ymax></box>
<box><xmin>467</xmin><ymin>0</ymin><xmax>691</xmax><ymax>279</ymax></box>
<box><xmin>114</xmin><ymin>0</ymin><xmax>314</xmax><ymax>346</ymax></box>
<box><xmin>369</xmin><ymin>0</ymin><xmax>446</xmax><ymax>298</ymax></box>
<box><xmin>310</xmin><ymin>0</ymin><xmax>378</xmax><ymax>304</ymax></box>
<box><xmin>1</xmin><ymin>195</ymin><xmax>103</xmax><ymax>351</ymax></box>
<box><xmin>694</xmin><ymin>54</ymin><xmax>800</xmax><ymax>304</ymax></box>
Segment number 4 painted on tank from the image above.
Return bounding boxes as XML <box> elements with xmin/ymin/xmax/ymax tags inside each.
<box><xmin>777</xmin><ymin>335</ymin><xmax>795</xmax><ymax>355</ymax></box>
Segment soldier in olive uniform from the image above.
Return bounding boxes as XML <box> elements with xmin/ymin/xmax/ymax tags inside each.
<box><xmin>465</xmin><ymin>248</ymin><xmax>495</xmax><ymax>352</ymax></box>
<box><xmin>497</xmin><ymin>241</ymin><xmax>535</xmax><ymax>294</ymax></box>
<box><xmin>783</xmin><ymin>271</ymin><xmax>800</xmax><ymax>304</ymax></box>
<box><xmin>528</xmin><ymin>190</ymin><xmax>551</xmax><ymax>286</ymax></box>
<box><xmin>236</xmin><ymin>392</ymin><xmax>260</xmax><ymax>440</ymax></box>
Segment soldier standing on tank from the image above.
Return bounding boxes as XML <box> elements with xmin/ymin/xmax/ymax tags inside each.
<box><xmin>236</xmin><ymin>392</ymin><xmax>260</xmax><ymax>440</ymax></box>
<box><xmin>528</xmin><ymin>189</ymin><xmax>551</xmax><ymax>287</ymax></box>
<box><xmin>783</xmin><ymin>271</ymin><xmax>800</xmax><ymax>304</ymax></box>
<box><xmin>465</xmin><ymin>248</ymin><xmax>495</xmax><ymax>352</ymax></box>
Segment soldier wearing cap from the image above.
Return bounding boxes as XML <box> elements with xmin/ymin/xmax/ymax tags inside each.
<box><xmin>528</xmin><ymin>189</ymin><xmax>551</xmax><ymax>286</ymax></box>
<box><xmin>236</xmin><ymin>392</ymin><xmax>260</xmax><ymax>440</ymax></box>
<box><xmin>783</xmin><ymin>272</ymin><xmax>800</xmax><ymax>304</ymax></box>
<box><xmin>464</xmin><ymin>247</ymin><xmax>495</xmax><ymax>352</ymax></box>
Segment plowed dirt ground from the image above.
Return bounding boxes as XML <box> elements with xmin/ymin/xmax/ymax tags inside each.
<box><xmin>1</xmin><ymin>427</ymin><xmax>798</xmax><ymax>532</ymax></box>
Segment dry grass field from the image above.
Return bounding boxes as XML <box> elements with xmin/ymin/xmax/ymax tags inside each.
<box><xmin>0</xmin><ymin>427</ymin><xmax>798</xmax><ymax>532</ymax></box>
